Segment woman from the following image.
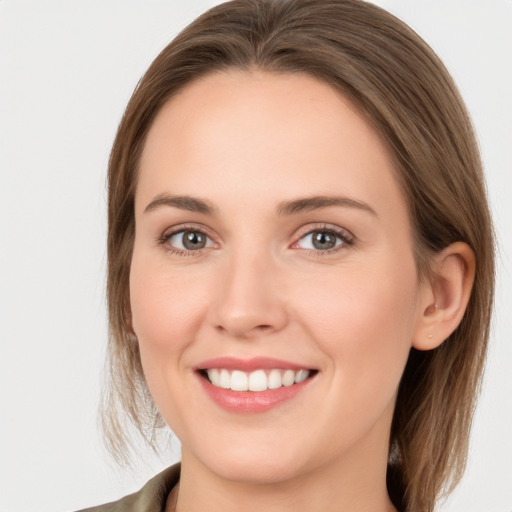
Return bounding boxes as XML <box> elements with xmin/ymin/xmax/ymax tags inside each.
<box><xmin>86</xmin><ymin>0</ymin><xmax>495</xmax><ymax>511</ymax></box>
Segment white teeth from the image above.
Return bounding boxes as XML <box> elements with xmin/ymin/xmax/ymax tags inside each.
<box><xmin>282</xmin><ymin>369</ymin><xmax>295</xmax><ymax>387</ymax></box>
<box><xmin>219</xmin><ymin>369</ymin><xmax>231</xmax><ymax>389</ymax></box>
<box><xmin>248</xmin><ymin>370</ymin><xmax>267</xmax><ymax>391</ymax></box>
<box><xmin>268</xmin><ymin>369</ymin><xmax>282</xmax><ymax>389</ymax></box>
<box><xmin>230</xmin><ymin>370</ymin><xmax>249</xmax><ymax>391</ymax></box>
<box><xmin>295</xmin><ymin>369</ymin><xmax>309</xmax><ymax>383</ymax></box>
<box><xmin>208</xmin><ymin>368</ymin><xmax>219</xmax><ymax>384</ymax></box>
<box><xmin>205</xmin><ymin>368</ymin><xmax>312</xmax><ymax>392</ymax></box>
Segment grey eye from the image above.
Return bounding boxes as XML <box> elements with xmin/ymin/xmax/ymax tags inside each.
<box><xmin>298</xmin><ymin>230</ymin><xmax>343</xmax><ymax>251</ymax></box>
<box><xmin>168</xmin><ymin>230</ymin><xmax>211</xmax><ymax>250</ymax></box>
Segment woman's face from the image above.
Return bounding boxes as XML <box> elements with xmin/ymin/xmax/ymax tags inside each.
<box><xmin>130</xmin><ymin>70</ymin><xmax>428</xmax><ymax>484</ymax></box>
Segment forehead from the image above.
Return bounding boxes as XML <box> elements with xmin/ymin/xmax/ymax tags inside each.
<box><xmin>136</xmin><ymin>70</ymin><xmax>406</xmax><ymax>223</ymax></box>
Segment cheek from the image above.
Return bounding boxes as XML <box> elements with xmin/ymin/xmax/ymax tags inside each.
<box><xmin>294</xmin><ymin>255</ymin><xmax>419</xmax><ymax>395</ymax></box>
<box><xmin>129</xmin><ymin>251</ymin><xmax>207</xmax><ymax>376</ymax></box>
<box><xmin>128</xmin><ymin>251</ymin><xmax>216</xmax><ymax>431</ymax></box>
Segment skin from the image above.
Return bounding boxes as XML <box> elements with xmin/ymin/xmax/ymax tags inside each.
<box><xmin>130</xmin><ymin>70</ymin><xmax>474</xmax><ymax>512</ymax></box>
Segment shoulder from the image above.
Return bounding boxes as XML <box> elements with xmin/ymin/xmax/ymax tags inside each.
<box><xmin>75</xmin><ymin>463</ymin><xmax>181</xmax><ymax>512</ymax></box>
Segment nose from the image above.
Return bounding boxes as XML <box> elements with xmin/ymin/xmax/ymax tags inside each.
<box><xmin>208</xmin><ymin>251</ymin><xmax>289</xmax><ymax>340</ymax></box>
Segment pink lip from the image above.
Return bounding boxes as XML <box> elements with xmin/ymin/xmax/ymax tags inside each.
<box><xmin>195</xmin><ymin>357</ymin><xmax>317</xmax><ymax>414</ymax></box>
<box><xmin>198</xmin><ymin>377</ymin><xmax>313</xmax><ymax>413</ymax></box>
<box><xmin>196</xmin><ymin>356</ymin><xmax>312</xmax><ymax>372</ymax></box>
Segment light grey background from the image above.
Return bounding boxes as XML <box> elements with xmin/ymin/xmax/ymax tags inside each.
<box><xmin>0</xmin><ymin>1</ymin><xmax>511</xmax><ymax>511</ymax></box>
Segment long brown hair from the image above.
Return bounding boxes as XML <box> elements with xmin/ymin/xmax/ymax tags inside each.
<box><xmin>102</xmin><ymin>1</ymin><xmax>495</xmax><ymax>510</ymax></box>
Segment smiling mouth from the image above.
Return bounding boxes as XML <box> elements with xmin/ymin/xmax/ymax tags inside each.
<box><xmin>199</xmin><ymin>368</ymin><xmax>317</xmax><ymax>392</ymax></box>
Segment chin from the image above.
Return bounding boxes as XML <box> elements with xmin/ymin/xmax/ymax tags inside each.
<box><xmin>189</xmin><ymin>439</ymin><xmax>314</xmax><ymax>485</ymax></box>
<box><xmin>214</xmin><ymin>458</ymin><xmax>306</xmax><ymax>485</ymax></box>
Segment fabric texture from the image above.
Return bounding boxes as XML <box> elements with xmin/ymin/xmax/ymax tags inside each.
<box><xmin>76</xmin><ymin>463</ymin><xmax>180</xmax><ymax>512</ymax></box>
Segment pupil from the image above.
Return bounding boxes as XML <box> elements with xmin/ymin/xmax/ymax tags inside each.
<box><xmin>183</xmin><ymin>231</ymin><xmax>206</xmax><ymax>250</ymax></box>
<box><xmin>312</xmin><ymin>231</ymin><xmax>336</xmax><ymax>250</ymax></box>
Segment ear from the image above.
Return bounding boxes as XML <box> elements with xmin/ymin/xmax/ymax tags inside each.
<box><xmin>413</xmin><ymin>242</ymin><xmax>475</xmax><ymax>350</ymax></box>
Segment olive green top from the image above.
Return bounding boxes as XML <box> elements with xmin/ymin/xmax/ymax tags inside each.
<box><xmin>77</xmin><ymin>464</ymin><xmax>180</xmax><ymax>512</ymax></box>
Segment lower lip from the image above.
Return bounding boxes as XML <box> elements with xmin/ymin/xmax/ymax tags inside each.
<box><xmin>198</xmin><ymin>374</ymin><xmax>314</xmax><ymax>413</ymax></box>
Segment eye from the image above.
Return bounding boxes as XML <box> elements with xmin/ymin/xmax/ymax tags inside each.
<box><xmin>295</xmin><ymin>228</ymin><xmax>352</xmax><ymax>252</ymax></box>
<box><xmin>164</xmin><ymin>229</ymin><xmax>214</xmax><ymax>252</ymax></box>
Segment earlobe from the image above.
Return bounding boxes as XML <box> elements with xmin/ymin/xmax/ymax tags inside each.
<box><xmin>413</xmin><ymin>242</ymin><xmax>475</xmax><ymax>351</ymax></box>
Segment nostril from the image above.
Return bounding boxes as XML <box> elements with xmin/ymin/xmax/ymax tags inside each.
<box><xmin>214</xmin><ymin>321</ymin><xmax>276</xmax><ymax>338</ymax></box>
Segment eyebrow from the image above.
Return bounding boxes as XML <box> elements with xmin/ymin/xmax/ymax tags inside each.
<box><xmin>144</xmin><ymin>194</ymin><xmax>217</xmax><ymax>215</ymax></box>
<box><xmin>143</xmin><ymin>193</ymin><xmax>376</xmax><ymax>217</ymax></box>
<box><xmin>277</xmin><ymin>195</ymin><xmax>377</xmax><ymax>216</ymax></box>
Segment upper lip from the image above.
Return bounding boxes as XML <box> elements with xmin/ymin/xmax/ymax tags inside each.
<box><xmin>196</xmin><ymin>356</ymin><xmax>314</xmax><ymax>372</ymax></box>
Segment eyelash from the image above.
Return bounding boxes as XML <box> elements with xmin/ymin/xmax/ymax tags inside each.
<box><xmin>158</xmin><ymin>223</ymin><xmax>355</xmax><ymax>257</ymax></box>
<box><xmin>292</xmin><ymin>224</ymin><xmax>355</xmax><ymax>256</ymax></box>
<box><xmin>158</xmin><ymin>224</ymin><xmax>214</xmax><ymax>257</ymax></box>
